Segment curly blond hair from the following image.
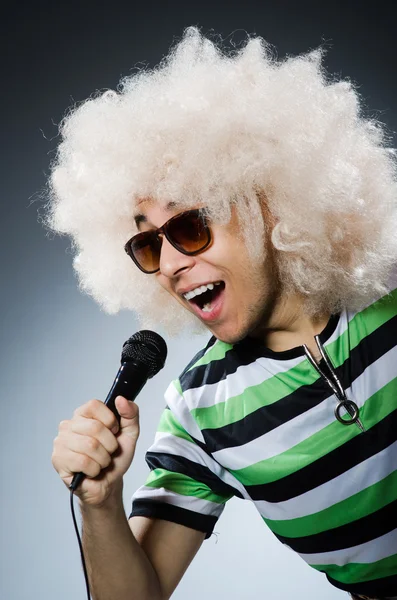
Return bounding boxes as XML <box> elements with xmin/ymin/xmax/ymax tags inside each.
<box><xmin>44</xmin><ymin>27</ymin><xmax>397</xmax><ymax>334</ymax></box>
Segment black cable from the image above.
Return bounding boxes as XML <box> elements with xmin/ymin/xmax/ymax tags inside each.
<box><xmin>70</xmin><ymin>488</ymin><xmax>92</xmax><ymax>600</ymax></box>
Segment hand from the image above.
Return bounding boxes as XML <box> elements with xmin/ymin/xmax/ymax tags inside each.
<box><xmin>52</xmin><ymin>396</ymin><xmax>140</xmax><ymax>506</ymax></box>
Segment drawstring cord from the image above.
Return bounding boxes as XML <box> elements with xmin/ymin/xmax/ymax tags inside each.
<box><xmin>303</xmin><ymin>335</ymin><xmax>365</xmax><ymax>432</ymax></box>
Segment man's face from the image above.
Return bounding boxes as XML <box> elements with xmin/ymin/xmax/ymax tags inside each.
<box><xmin>134</xmin><ymin>200</ymin><xmax>281</xmax><ymax>344</ymax></box>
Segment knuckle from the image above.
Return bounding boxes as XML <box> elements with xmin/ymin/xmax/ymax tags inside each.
<box><xmin>87</xmin><ymin>398</ymin><xmax>101</xmax><ymax>411</ymax></box>
<box><xmin>86</xmin><ymin>437</ymin><xmax>100</xmax><ymax>452</ymax></box>
<box><xmin>88</xmin><ymin>419</ymin><xmax>102</xmax><ymax>436</ymax></box>
<box><xmin>74</xmin><ymin>399</ymin><xmax>100</xmax><ymax>418</ymax></box>
<box><xmin>58</xmin><ymin>420</ymin><xmax>70</xmax><ymax>432</ymax></box>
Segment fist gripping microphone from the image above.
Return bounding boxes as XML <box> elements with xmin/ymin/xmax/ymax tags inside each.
<box><xmin>70</xmin><ymin>330</ymin><xmax>167</xmax><ymax>491</ymax></box>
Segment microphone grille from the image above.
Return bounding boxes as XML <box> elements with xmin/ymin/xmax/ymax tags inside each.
<box><xmin>121</xmin><ymin>330</ymin><xmax>167</xmax><ymax>378</ymax></box>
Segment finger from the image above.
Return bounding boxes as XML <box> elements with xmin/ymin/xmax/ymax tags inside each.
<box><xmin>67</xmin><ymin>434</ymin><xmax>113</xmax><ymax>471</ymax></box>
<box><xmin>115</xmin><ymin>396</ymin><xmax>139</xmax><ymax>420</ymax></box>
<box><xmin>53</xmin><ymin>448</ymin><xmax>103</xmax><ymax>480</ymax></box>
<box><xmin>74</xmin><ymin>399</ymin><xmax>119</xmax><ymax>433</ymax></box>
<box><xmin>69</xmin><ymin>417</ymin><xmax>119</xmax><ymax>455</ymax></box>
<box><xmin>115</xmin><ymin>397</ymin><xmax>140</xmax><ymax>438</ymax></box>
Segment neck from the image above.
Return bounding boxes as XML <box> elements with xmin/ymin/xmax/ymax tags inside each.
<box><xmin>251</xmin><ymin>294</ymin><xmax>331</xmax><ymax>359</ymax></box>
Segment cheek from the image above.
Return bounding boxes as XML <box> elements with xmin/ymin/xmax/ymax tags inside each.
<box><xmin>155</xmin><ymin>273</ymin><xmax>171</xmax><ymax>293</ymax></box>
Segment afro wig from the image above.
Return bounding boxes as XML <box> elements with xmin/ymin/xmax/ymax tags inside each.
<box><xmin>45</xmin><ymin>27</ymin><xmax>397</xmax><ymax>333</ymax></box>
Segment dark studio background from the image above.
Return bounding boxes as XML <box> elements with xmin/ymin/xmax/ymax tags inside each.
<box><xmin>1</xmin><ymin>2</ymin><xmax>396</xmax><ymax>599</ymax></box>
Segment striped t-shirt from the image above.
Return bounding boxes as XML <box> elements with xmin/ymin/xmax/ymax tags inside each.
<box><xmin>130</xmin><ymin>286</ymin><xmax>397</xmax><ymax>597</ymax></box>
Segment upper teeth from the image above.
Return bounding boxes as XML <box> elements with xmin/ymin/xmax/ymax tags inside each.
<box><xmin>183</xmin><ymin>282</ymin><xmax>220</xmax><ymax>301</ymax></box>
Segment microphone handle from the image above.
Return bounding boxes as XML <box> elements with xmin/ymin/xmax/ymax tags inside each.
<box><xmin>70</xmin><ymin>361</ymin><xmax>149</xmax><ymax>492</ymax></box>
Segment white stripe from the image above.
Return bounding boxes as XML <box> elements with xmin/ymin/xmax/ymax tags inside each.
<box><xmin>323</xmin><ymin>310</ymin><xmax>348</xmax><ymax>347</ymax></box>
<box><xmin>298</xmin><ymin>527</ymin><xmax>397</xmax><ymax>566</ymax></box>
<box><xmin>164</xmin><ymin>382</ymin><xmax>205</xmax><ymax>443</ymax></box>
<box><xmin>149</xmin><ymin>431</ymin><xmax>250</xmax><ymax>500</ymax></box>
<box><xmin>254</xmin><ymin>440</ymin><xmax>397</xmax><ymax>521</ymax></box>
<box><xmin>184</xmin><ymin>353</ymin><xmax>306</xmax><ymax>410</ymax></box>
<box><xmin>211</xmin><ymin>344</ymin><xmax>397</xmax><ymax>470</ymax></box>
<box><xmin>132</xmin><ymin>485</ymin><xmax>225</xmax><ymax>517</ymax></box>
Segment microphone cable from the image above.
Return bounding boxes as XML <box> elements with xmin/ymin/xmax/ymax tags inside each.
<box><xmin>70</xmin><ymin>488</ymin><xmax>91</xmax><ymax>600</ymax></box>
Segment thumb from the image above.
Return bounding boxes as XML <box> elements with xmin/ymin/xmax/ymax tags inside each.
<box><xmin>114</xmin><ymin>396</ymin><xmax>139</xmax><ymax>429</ymax></box>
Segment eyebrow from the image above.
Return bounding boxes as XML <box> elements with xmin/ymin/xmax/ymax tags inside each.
<box><xmin>133</xmin><ymin>201</ymin><xmax>179</xmax><ymax>228</ymax></box>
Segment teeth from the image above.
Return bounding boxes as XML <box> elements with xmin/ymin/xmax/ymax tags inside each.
<box><xmin>183</xmin><ymin>282</ymin><xmax>221</xmax><ymax>301</ymax></box>
<box><xmin>202</xmin><ymin>303</ymin><xmax>212</xmax><ymax>312</ymax></box>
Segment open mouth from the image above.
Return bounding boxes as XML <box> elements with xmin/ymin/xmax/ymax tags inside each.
<box><xmin>184</xmin><ymin>281</ymin><xmax>225</xmax><ymax>317</ymax></box>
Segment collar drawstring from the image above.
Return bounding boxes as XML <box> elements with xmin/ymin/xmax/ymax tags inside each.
<box><xmin>303</xmin><ymin>335</ymin><xmax>365</xmax><ymax>432</ymax></box>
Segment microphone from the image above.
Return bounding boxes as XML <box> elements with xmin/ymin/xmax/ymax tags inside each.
<box><xmin>69</xmin><ymin>330</ymin><xmax>167</xmax><ymax>491</ymax></box>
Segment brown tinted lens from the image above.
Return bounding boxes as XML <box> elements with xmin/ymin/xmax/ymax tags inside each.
<box><xmin>131</xmin><ymin>232</ymin><xmax>162</xmax><ymax>272</ymax></box>
<box><xmin>167</xmin><ymin>212</ymin><xmax>209</xmax><ymax>253</ymax></box>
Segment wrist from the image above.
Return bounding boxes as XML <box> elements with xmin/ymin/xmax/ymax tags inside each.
<box><xmin>79</xmin><ymin>480</ymin><xmax>124</xmax><ymax>513</ymax></box>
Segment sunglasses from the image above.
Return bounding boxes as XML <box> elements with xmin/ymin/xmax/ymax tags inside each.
<box><xmin>124</xmin><ymin>209</ymin><xmax>212</xmax><ymax>274</ymax></box>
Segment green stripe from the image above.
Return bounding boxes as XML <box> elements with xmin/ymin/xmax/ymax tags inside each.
<box><xmin>311</xmin><ymin>552</ymin><xmax>397</xmax><ymax>584</ymax></box>
<box><xmin>323</xmin><ymin>286</ymin><xmax>397</xmax><ymax>369</ymax></box>
<box><xmin>189</xmin><ymin>288</ymin><xmax>397</xmax><ymax>430</ymax></box>
<box><xmin>191</xmin><ymin>358</ymin><xmax>317</xmax><ymax>429</ymax></box>
<box><xmin>156</xmin><ymin>409</ymin><xmax>195</xmax><ymax>444</ymax></box>
<box><xmin>187</xmin><ymin>339</ymin><xmax>232</xmax><ymax>372</ymax></box>
<box><xmin>263</xmin><ymin>469</ymin><xmax>397</xmax><ymax>538</ymax></box>
<box><xmin>145</xmin><ymin>468</ymin><xmax>230</xmax><ymax>503</ymax></box>
<box><xmin>230</xmin><ymin>377</ymin><xmax>397</xmax><ymax>485</ymax></box>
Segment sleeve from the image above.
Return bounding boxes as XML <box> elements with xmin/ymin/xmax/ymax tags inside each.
<box><xmin>129</xmin><ymin>381</ymin><xmax>239</xmax><ymax>540</ymax></box>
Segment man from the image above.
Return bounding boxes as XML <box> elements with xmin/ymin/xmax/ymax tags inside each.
<box><xmin>50</xmin><ymin>27</ymin><xmax>397</xmax><ymax>600</ymax></box>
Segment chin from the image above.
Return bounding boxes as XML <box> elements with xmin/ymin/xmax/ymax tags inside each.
<box><xmin>208</xmin><ymin>323</ymin><xmax>249</xmax><ymax>345</ymax></box>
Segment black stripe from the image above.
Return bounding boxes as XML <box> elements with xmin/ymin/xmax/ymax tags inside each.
<box><xmin>340</xmin><ymin>312</ymin><xmax>397</xmax><ymax>394</ymax></box>
<box><xmin>200</xmin><ymin>314</ymin><xmax>397</xmax><ymax>454</ymax></box>
<box><xmin>129</xmin><ymin>500</ymin><xmax>216</xmax><ymax>539</ymax></box>
<box><xmin>246</xmin><ymin>407</ymin><xmax>397</xmax><ymax>501</ymax></box>
<box><xmin>327</xmin><ymin>570</ymin><xmax>397</xmax><ymax>597</ymax></box>
<box><xmin>180</xmin><ymin>340</ymin><xmax>256</xmax><ymax>392</ymax></box>
<box><xmin>274</xmin><ymin>499</ymin><xmax>397</xmax><ymax>554</ymax></box>
<box><xmin>145</xmin><ymin>451</ymin><xmax>244</xmax><ymax>499</ymax></box>
<box><xmin>178</xmin><ymin>335</ymin><xmax>216</xmax><ymax>379</ymax></box>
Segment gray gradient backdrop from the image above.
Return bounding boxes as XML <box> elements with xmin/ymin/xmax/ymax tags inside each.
<box><xmin>2</xmin><ymin>1</ymin><xmax>396</xmax><ymax>599</ymax></box>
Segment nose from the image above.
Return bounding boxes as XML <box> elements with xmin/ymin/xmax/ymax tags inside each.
<box><xmin>158</xmin><ymin>235</ymin><xmax>195</xmax><ymax>278</ymax></box>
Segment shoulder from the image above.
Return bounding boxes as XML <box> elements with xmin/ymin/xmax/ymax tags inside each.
<box><xmin>163</xmin><ymin>336</ymin><xmax>235</xmax><ymax>415</ymax></box>
<box><xmin>179</xmin><ymin>336</ymin><xmax>220</xmax><ymax>377</ymax></box>
<box><xmin>165</xmin><ymin>335</ymin><xmax>266</xmax><ymax>415</ymax></box>
<box><xmin>350</xmin><ymin>265</ymin><xmax>397</xmax><ymax>327</ymax></box>
<box><xmin>178</xmin><ymin>336</ymin><xmax>234</xmax><ymax>394</ymax></box>
<box><xmin>161</xmin><ymin>336</ymin><xmax>234</xmax><ymax>441</ymax></box>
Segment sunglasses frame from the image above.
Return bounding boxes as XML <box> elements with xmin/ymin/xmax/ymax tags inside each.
<box><xmin>124</xmin><ymin>208</ymin><xmax>212</xmax><ymax>274</ymax></box>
